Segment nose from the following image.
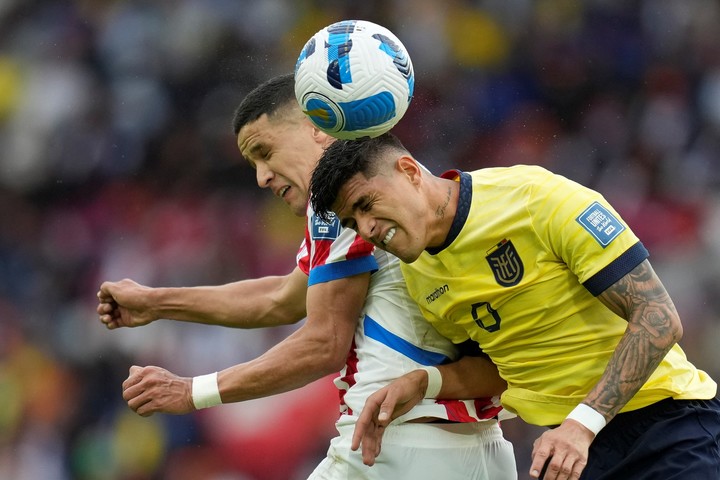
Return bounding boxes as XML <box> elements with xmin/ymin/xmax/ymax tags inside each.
<box><xmin>356</xmin><ymin>215</ymin><xmax>376</xmax><ymax>243</ymax></box>
<box><xmin>255</xmin><ymin>163</ymin><xmax>273</xmax><ymax>188</ymax></box>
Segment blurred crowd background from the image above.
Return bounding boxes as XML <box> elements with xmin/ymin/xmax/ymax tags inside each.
<box><xmin>1</xmin><ymin>0</ymin><xmax>719</xmax><ymax>479</ymax></box>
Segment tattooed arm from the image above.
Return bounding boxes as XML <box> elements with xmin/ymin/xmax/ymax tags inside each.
<box><xmin>587</xmin><ymin>259</ymin><xmax>682</xmax><ymax>418</ymax></box>
<box><xmin>529</xmin><ymin>259</ymin><xmax>683</xmax><ymax>479</ymax></box>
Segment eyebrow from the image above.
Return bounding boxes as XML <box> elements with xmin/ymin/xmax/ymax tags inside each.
<box><xmin>351</xmin><ymin>195</ymin><xmax>368</xmax><ymax>213</ymax></box>
<box><xmin>345</xmin><ymin>194</ymin><xmax>372</xmax><ymax>225</ymax></box>
<box><xmin>241</xmin><ymin>142</ymin><xmax>266</xmax><ymax>167</ymax></box>
<box><xmin>335</xmin><ymin>195</ymin><xmax>365</xmax><ymax>228</ymax></box>
<box><xmin>247</xmin><ymin>142</ymin><xmax>265</xmax><ymax>157</ymax></box>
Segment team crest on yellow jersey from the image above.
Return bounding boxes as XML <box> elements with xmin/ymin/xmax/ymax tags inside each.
<box><xmin>486</xmin><ymin>239</ymin><xmax>523</xmax><ymax>287</ymax></box>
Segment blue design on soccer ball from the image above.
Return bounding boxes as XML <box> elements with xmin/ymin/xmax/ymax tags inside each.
<box><xmin>342</xmin><ymin>92</ymin><xmax>396</xmax><ymax>131</ymax></box>
<box><xmin>295</xmin><ymin>37</ymin><xmax>316</xmax><ymax>74</ymax></box>
<box><xmin>325</xmin><ymin>20</ymin><xmax>356</xmax><ymax>89</ymax></box>
<box><xmin>305</xmin><ymin>97</ymin><xmax>339</xmax><ymax>130</ymax></box>
<box><xmin>372</xmin><ymin>33</ymin><xmax>415</xmax><ymax>98</ymax></box>
<box><xmin>305</xmin><ymin>92</ymin><xmax>396</xmax><ymax>133</ymax></box>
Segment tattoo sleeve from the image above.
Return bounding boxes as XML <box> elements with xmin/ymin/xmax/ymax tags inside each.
<box><xmin>588</xmin><ymin>259</ymin><xmax>682</xmax><ymax>420</ymax></box>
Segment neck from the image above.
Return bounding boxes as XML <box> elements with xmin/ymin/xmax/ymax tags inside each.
<box><xmin>427</xmin><ymin>176</ymin><xmax>460</xmax><ymax>248</ymax></box>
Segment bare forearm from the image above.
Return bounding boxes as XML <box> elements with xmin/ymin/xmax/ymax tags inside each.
<box><xmin>217</xmin><ymin>330</ymin><xmax>340</xmax><ymax>402</ymax></box>
<box><xmin>215</xmin><ymin>274</ymin><xmax>367</xmax><ymax>403</ymax></box>
<box><xmin>122</xmin><ymin>350</ymin><xmax>332</xmax><ymax>416</ymax></box>
<box><xmin>436</xmin><ymin>355</ymin><xmax>506</xmax><ymax>399</ymax></box>
<box><xmin>151</xmin><ymin>274</ymin><xmax>307</xmax><ymax>328</ymax></box>
<box><xmin>587</xmin><ymin>260</ymin><xmax>682</xmax><ymax>420</ymax></box>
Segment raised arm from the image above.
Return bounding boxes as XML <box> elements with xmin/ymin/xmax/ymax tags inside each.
<box><xmin>121</xmin><ymin>272</ymin><xmax>369</xmax><ymax>416</ymax></box>
<box><xmin>97</xmin><ymin>266</ymin><xmax>309</xmax><ymax>329</ymax></box>
<box><xmin>529</xmin><ymin>259</ymin><xmax>682</xmax><ymax>479</ymax></box>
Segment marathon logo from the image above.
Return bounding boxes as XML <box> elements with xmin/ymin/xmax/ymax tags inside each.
<box><xmin>426</xmin><ymin>284</ymin><xmax>449</xmax><ymax>304</ymax></box>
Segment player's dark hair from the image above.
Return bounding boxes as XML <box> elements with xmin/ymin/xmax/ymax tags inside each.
<box><xmin>310</xmin><ymin>133</ymin><xmax>408</xmax><ymax>222</ymax></box>
<box><xmin>232</xmin><ymin>73</ymin><xmax>297</xmax><ymax>135</ymax></box>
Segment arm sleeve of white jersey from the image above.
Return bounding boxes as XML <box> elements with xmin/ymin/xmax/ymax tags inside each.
<box><xmin>305</xmin><ymin>213</ymin><xmax>377</xmax><ymax>286</ymax></box>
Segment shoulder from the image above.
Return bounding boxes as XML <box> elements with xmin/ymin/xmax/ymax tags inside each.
<box><xmin>470</xmin><ymin>165</ymin><xmax>556</xmax><ymax>185</ymax></box>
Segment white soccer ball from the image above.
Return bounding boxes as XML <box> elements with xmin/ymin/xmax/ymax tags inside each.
<box><xmin>294</xmin><ymin>20</ymin><xmax>414</xmax><ymax>140</ymax></box>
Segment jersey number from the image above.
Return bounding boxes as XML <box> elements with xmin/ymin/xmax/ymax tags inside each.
<box><xmin>471</xmin><ymin>302</ymin><xmax>501</xmax><ymax>332</ymax></box>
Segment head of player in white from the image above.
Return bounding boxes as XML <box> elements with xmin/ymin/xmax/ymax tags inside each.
<box><xmin>310</xmin><ymin>133</ymin><xmax>459</xmax><ymax>264</ymax></box>
<box><xmin>233</xmin><ymin>74</ymin><xmax>335</xmax><ymax>217</ymax></box>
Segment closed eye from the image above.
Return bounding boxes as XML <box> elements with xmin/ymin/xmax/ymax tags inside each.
<box><xmin>360</xmin><ymin>200</ymin><xmax>374</xmax><ymax>212</ymax></box>
<box><xmin>353</xmin><ymin>194</ymin><xmax>375</xmax><ymax>213</ymax></box>
<box><xmin>246</xmin><ymin>142</ymin><xmax>270</xmax><ymax>163</ymax></box>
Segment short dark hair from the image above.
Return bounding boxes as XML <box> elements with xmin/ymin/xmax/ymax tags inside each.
<box><xmin>310</xmin><ymin>133</ymin><xmax>408</xmax><ymax>222</ymax></box>
<box><xmin>231</xmin><ymin>73</ymin><xmax>297</xmax><ymax>135</ymax></box>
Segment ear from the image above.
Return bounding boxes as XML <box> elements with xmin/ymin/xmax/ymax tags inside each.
<box><xmin>395</xmin><ymin>155</ymin><xmax>423</xmax><ymax>186</ymax></box>
<box><xmin>308</xmin><ymin>122</ymin><xmax>332</xmax><ymax>147</ymax></box>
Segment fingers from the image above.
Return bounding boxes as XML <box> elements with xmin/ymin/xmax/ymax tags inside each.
<box><xmin>353</xmin><ymin>422</ymin><xmax>381</xmax><ymax>466</ymax></box>
<box><xmin>122</xmin><ymin>365</ymin><xmax>153</xmax><ymax>416</ymax></box>
<box><xmin>122</xmin><ymin>365</ymin><xmax>144</xmax><ymax>392</ymax></box>
<box><xmin>352</xmin><ymin>390</ymin><xmax>386</xmax><ymax>451</ymax></box>
<box><xmin>97</xmin><ymin>282</ymin><xmax>126</xmax><ymax>329</ymax></box>
<box><xmin>359</xmin><ymin>399</ymin><xmax>392</xmax><ymax>464</ymax></box>
<box><xmin>96</xmin><ymin>287</ymin><xmax>119</xmax><ymax>329</ymax></box>
<box><xmin>96</xmin><ymin>282</ymin><xmax>117</xmax><ymax>303</ymax></box>
<box><xmin>98</xmin><ymin>307</ymin><xmax>119</xmax><ymax>329</ymax></box>
<box><xmin>351</xmin><ymin>413</ymin><xmax>373</xmax><ymax>451</ymax></box>
<box><xmin>99</xmin><ymin>313</ymin><xmax>119</xmax><ymax>329</ymax></box>
<box><xmin>530</xmin><ymin>444</ymin><xmax>552</xmax><ymax>479</ymax></box>
<box><xmin>351</xmin><ymin>390</ymin><xmax>393</xmax><ymax>466</ymax></box>
<box><xmin>531</xmin><ymin>439</ymin><xmax>586</xmax><ymax>479</ymax></box>
<box><xmin>361</xmin><ymin>424</ymin><xmax>383</xmax><ymax>466</ymax></box>
<box><xmin>376</xmin><ymin>400</ymin><xmax>395</xmax><ymax>425</ymax></box>
<box><xmin>534</xmin><ymin>457</ymin><xmax>583</xmax><ymax>480</ymax></box>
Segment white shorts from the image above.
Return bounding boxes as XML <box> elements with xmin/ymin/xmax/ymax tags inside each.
<box><xmin>308</xmin><ymin>420</ymin><xmax>517</xmax><ymax>480</ymax></box>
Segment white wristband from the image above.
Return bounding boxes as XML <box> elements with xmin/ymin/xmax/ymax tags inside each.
<box><xmin>419</xmin><ymin>366</ymin><xmax>442</xmax><ymax>399</ymax></box>
<box><xmin>565</xmin><ymin>403</ymin><xmax>606</xmax><ymax>435</ymax></box>
<box><xmin>192</xmin><ymin>372</ymin><xmax>222</xmax><ymax>410</ymax></box>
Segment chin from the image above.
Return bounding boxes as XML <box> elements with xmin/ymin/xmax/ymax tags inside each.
<box><xmin>291</xmin><ymin>204</ymin><xmax>306</xmax><ymax>217</ymax></box>
<box><xmin>401</xmin><ymin>254</ymin><xmax>421</xmax><ymax>264</ymax></box>
<box><xmin>394</xmin><ymin>248</ymin><xmax>422</xmax><ymax>264</ymax></box>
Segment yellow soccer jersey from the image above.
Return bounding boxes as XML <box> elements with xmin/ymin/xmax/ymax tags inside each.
<box><xmin>401</xmin><ymin>165</ymin><xmax>716</xmax><ymax>426</ymax></box>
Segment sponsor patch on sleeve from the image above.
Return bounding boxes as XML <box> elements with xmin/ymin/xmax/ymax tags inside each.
<box><xmin>575</xmin><ymin>201</ymin><xmax>626</xmax><ymax>247</ymax></box>
<box><xmin>311</xmin><ymin>213</ymin><xmax>341</xmax><ymax>240</ymax></box>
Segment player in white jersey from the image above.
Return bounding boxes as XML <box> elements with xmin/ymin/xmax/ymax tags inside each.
<box><xmin>97</xmin><ymin>74</ymin><xmax>516</xmax><ymax>479</ymax></box>
<box><xmin>301</xmin><ymin>203</ymin><xmax>511</xmax><ymax>478</ymax></box>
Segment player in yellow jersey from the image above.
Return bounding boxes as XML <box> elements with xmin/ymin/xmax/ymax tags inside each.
<box><xmin>309</xmin><ymin>133</ymin><xmax>720</xmax><ymax>480</ymax></box>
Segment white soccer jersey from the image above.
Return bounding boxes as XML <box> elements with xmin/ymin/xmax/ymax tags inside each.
<box><xmin>298</xmin><ymin>204</ymin><xmax>503</xmax><ymax>425</ymax></box>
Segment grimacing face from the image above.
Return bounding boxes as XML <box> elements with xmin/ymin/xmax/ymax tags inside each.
<box><xmin>237</xmin><ymin>112</ymin><xmax>328</xmax><ymax>217</ymax></box>
<box><xmin>332</xmin><ymin>156</ymin><xmax>430</xmax><ymax>264</ymax></box>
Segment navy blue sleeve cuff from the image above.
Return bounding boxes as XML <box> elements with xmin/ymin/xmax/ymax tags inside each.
<box><xmin>583</xmin><ymin>242</ymin><xmax>649</xmax><ymax>296</ymax></box>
